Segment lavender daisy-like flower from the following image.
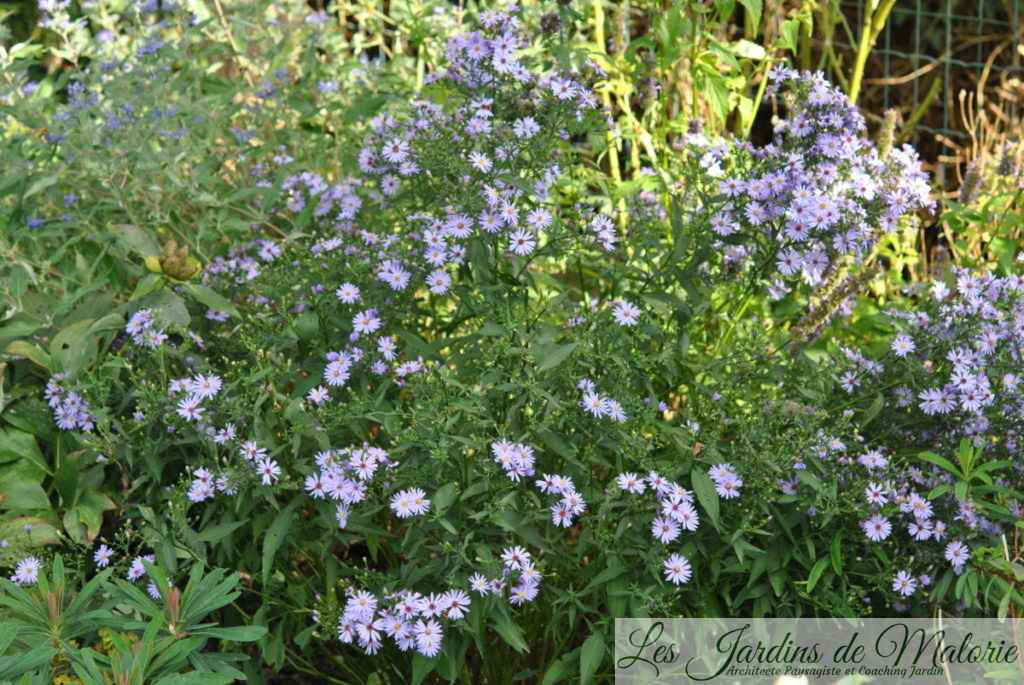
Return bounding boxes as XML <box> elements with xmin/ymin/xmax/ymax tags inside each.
<box><xmin>335</xmin><ymin>283</ymin><xmax>361</xmax><ymax>303</ymax></box>
<box><xmin>175</xmin><ymin>395</ymin><xmax>204</xmax><ymax>421</ymax></box>
<box><xmin>307</xmin><ymin>385</ymin><xmax>329</xmax><ymax>404</ymax></box>
<box><xmin>663</xmin><ymin>554</ymin><xmax>692</xmax><ymax>585</ymax></box>
<box><xmin>441</xmin><ymin>590</ymin><xmax>471</xmax><ymax>619</ymax></box>
<box><xmin>616</xmin><ymin>472</ymin><xmax>646</xmax><ymax>494</ymax></box>
<box><xmin>890</xmin><ymin>333</ymin><xmax>915</xmax><ymax>357</ymax></box>
<box><xmin>390</xmin><ymin>488</ymin><xmax>430</xmax><ymax>518</ymax></box>
<box><xmin>501</xmin><ymin>546</ymin><xmax>531</xmax><ymax>571</ymax></box>
<box><xmin>468</xmin><ymin>573</ymin><xmax>489</xmax><ymax>595</ymax></box>
<box><xmin>944</xmin><ymin>540</ymin><xmax>970</xmax><ymax>572</ymax></box>
<box><xmin>12</xmin><ymin>557</ymin><xmax>41</xmax><ymax>585</ymax></box>
<box><xmin>94</xmin><ymin>544</ymin><xmax>114</xmax><ymax>568</ymax></box>
<box><xmin>651</xmin><ymin>516</ymin><xmax>681</xmax><ymax>543</ymax></box>
<box><xmin>509</xmin><ymin>583</ymin><xmax>539</xmax><ymax>605</ymax></box>
<box><xmin>892</xmin><ymin>570</ymin><xmax>917</xmax><ymax>597</ymax></box>
<box><xmin>414</xmin><ymin>619</ymin><xmax>443</xmax><ymax>657</ymax></box>
<box><xmin>256</xmin><ymin>457</ymin><xmax>281</xmax><ymax>485</ymax></box>
<box><xmin>864</xmin><ymin>482</ymin><xmax>887</xmax><ymax>506</ymax></box>
<box><xmin>861</xmin><ymin>514</ymin><xmax>892</xmax><ymax>542</ymax></box>
<box><xmin>611</xmin><ymin>300</ymin><xmax>640</xmax><ymax>326</ymax></box>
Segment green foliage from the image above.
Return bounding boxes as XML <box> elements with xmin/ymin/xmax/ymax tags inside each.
<box><xmin>0</xmin><ymin>556</ymin><xmax>260</xmax><ymax>683</ymax></box>
<box><xmin>1</xmin><ymin>1</ymin><xmax>1021</xmax><ymax>683</ymax></box>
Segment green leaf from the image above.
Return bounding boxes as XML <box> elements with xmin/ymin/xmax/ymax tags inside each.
<box><xmin>131</xmin><ymin>273</ymin><xmax>166</xmax><ymax>301</ymax></box>
<box><xmin>112</xmin><ymin>223</ymin><xmax>161</xmax><ymax>257</ymax></box>
<box><xmin>195</xmin><ymin>625</ymin><xmax>267</xmax><ymax>642</ymax></box>
<box><xmin>23</xmin><ymin>174</ymin><xmax>58</xmax><ymax>200</ymax></box>
<box><xmin>151</xmin><ymin>674</ymin><xmax>235</xmax><ymax>685</ymax></box>
<box><xmin>196</xmin><ymin>520</ymin><xmax>247</xmax><ymax>543</ymax></box>
<box><xmin>0</xmin><ymin>517</ymin><xmax>61</xmax><ymax>546</ymax></box>
<box><xmin>579</xmin><ymin>630</ymin><xmax>605</xmax><ymax>684</ymax></box>
<box><xmin>806</xmin><ymin>556</ymin><xmax>830</xmax><ymax>593</ymax></box>
<box><xmin>541</xmin><ymin>652</ymin><xmax>578</xmax><ymax>685</ymax></box>
<box><xmin>63</xmin><ymin>491</ymin><xmax>115</xmax><ymax>543</ymax></box>
<box><xmin>50</xmin><ymin>319</ymin><xmax>100</xmax><ymax>375</ymax></box>
<box><xmin>0</xmin><ymin>642</ymin><xmax>57</xmax><ymax>679</ymax></box>
<box><xmin>411</xmin><ymin>652</ymin><xmax>438</xmax><ymax>685</ymax></box>
<box><xmin>691</xmin><ymin>470</ymin><xmax>720</xmax><ymax>531</ymax></box>
<box><xmin>918</xmin><ymin>451</ymin><xmax>963</xmax><ymax>479</ymax></box>
<box><xmin>183</xmin><ymin>283</ymin><xmax>240</xmax><ymax>318</ymax></box>
<box><xmin>0</xmin><ymin>478</ymin><xmax>49</xmax><ymax>511</ymax></box>
<box><xmin>737</xmin><ymin>0</ymin><xmax>762</xmax><ymax>30</ymax></box>
<box><xmin>830</xmin><ymin>533</ymin><xmax>843</xmax><ymax>575</ymax></box>
<box><xmin>5</xmin><ymin>340</ymin><xmax>51</xmax><ymax>370</ymax></box>
<box><xmin>0</xmin><ymin>625</ymin><xmax>17</xmax><ymax>655</ymax></box>
<box><xmin>778</xmin><ymin>18</ymin><xmax>801</xmax><ymax>53</ymax></box>
<box><xmin>491</xmin><ymin>609</ymin><xmax>529</xmax><ymax>653</ymax></box>
<box><xmin>0</xmin><ymin>428</ymin><xmax>49</xmax><ymax>476</ymax></box>
<box><xmin>261</xmin><ymin>496</ymin><xmax>303</xmax><ymax>587</ymax></box>
<box><xmin>143</xmin><ymin>289</ymin><xmax>191</xmax><ymax>328</ymax></box>
<box><xmin>477</xmin><ymin>321</ymin><xmax>507</xmax><ymax>337</ymax></box>
<box><xmin>535</xmin><ymin>342</ymin><xmax>579</xmax><ymax>373</ymax></box>
<box><xmin>535</xmin><ymin>428</ymin><xmax>573</xmax><ymax>460</ymax></box>
<box><xmin>730</xmin><ymin>38</ymin><xmax>765</xmax><ymax>59</ymax></box>
<box><xmin>432</xmin><ymin>483</ymin><xmax>458</xmax><ymax>515</ymax></box>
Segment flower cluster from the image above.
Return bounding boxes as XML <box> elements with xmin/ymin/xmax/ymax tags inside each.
<box><xmin>45</xmin><ymin>373</ymin><xmax>96</xmax><ymax>432</ymax></box>
<box><xmin>535</xmin><ymin>474</ymin><xmax>587</xmax><ymax>528</ymax></box>
<box><xmin>171</xmin><ymin>373</ymin><xmax>223</xmax><ymax>425</ymax></box>
<box><xmin>616</xmin><ymin>471</ymin><xmax>699</xmax><ymax>583</ymax></box>
<box><xmin>678</xmin><ymin>69</ymin><xmax>932</xmax><ymax>294</ymax></box>
<box><xmin>707</xmin><ymin>463</ymin><xmax>743</xmax><ymax>500</ymax></box>
<box><xmin>578</xmin><ymin>379</ymin><xmax>627</xmax><ymax>422</ymax></box>
<box><xmin>806</xmin><ymin>435</ymin><xmax>991</xmax><ymax>603</ymax></box>
<box><xmin>337</xmin><ymin>586</ymin><xmax>471</xmax><ymax>657</ymax></box>
<box><xmin>125</xmin><ymin>308</ymin><xmax>168</xmax><ymax>349</ymax></box>
<box><xmin>468</xmin><ymin>545</ymin><xmax>544</xmax><ymax>606</ymax></box>
<box><xmin>389</xmin><ymin>488</ymin><xmax>431</xmax><ymax>518</ymax></box>
<box><xmin>490</xmin><ymin>439</ymin><xmax>536</xmax><ymax>483</ymax></box>
<box><xmin>302</xmin><ymin>446</ymin><xmax>400</xmax><ymax>528</ymax></box>
<box><xmin>843</xmin><ymin>265</ymin><xmax>1024</xmax><ymax>460</ymax></box>
<box><xmin>345</xmin><ymin>3</ymin><xmax>605</xmax><ymax>297</ymax></box>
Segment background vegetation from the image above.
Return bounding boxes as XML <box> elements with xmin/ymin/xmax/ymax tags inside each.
<box><xmin>0</xmin><ymin>0</ymin><xmax>1021</xmax><ymax>683</ymax></box>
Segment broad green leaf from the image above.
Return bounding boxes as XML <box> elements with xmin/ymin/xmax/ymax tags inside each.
<box><xmin>196</xmin><ymin>520</ymin><xmax>247</xmax><ymax>544</ymax></box>
<box><xmin>152</xmin><ymin>674</ymin><xmax>235</xmax><ymax>685</ymax></box>
<box><xmin>535</xmin><ymin>342</ymin><xmax>579</xmax><ymax>373</ymax></box>
<box><xmin>0</xmin><ymin>478</ymin><xmax>49</xmax><ymax>511</ymax></box>
<box><xmin>830</xmin><ymin>533</ymin><xmax>843</xmax><ymax>575</ymax></box>
<box><xmin>131</xmin><ymin>273</ymin><xmax>166</xmax><ymax>300</ymax></box>
<box><xmin>917</xmin><ymin>451</ymin><xmax>962</xmax><ymax>478</ymax></box>
<box><xmin>0</xmin><ymin>517</ymin><xmax>60</xmax><ymax>546</ymax></box>
<box><xmin>806</xmin><ymin>556</ymin><xmax>830</xmax><ymax>593</ymax></box>
<box><xmin>0</xmin><ymin>429</ymin><xmax>48</xmax><ymax>476</ymax></box>
<box><xmin>261</xmin><ymin>496</ymin><xmax>303</xmax><ymax>587</ymax></box>
<box><xmin>5</xmin><ymin>340</ymin><xmax>51</xmax><ymax>370</ymax></box>
<box><xmin>0</xmin><ymin>625</ymin><xmax>17</xmax><ymax>654</ymax></box>
<box><xmin>737</xmin><ymin>0</ymin><xmax>762</xmax><ymax>30</ymax></box>
<box><xmin>491</xmin><ymin>609</ymin><xmax>529</xmax><ymax>653</ymax></box>
<box><xmin>0</xmin><ymin>642</ymin><xmax>57</xmax><ymax>679</ymax></box>
<box><xmin>541</xmin><ymin>651</ymin><xmax>578</xmax><ymax>685</ymax></box>
<box><xmin>691</xmin><ymin>470</ymin><xmax>720</xmax><ymax>531</ymax></box>
<box><xmin>432</xmin><ymin>483</ymin><xmax>458</xmax><ymax>514</ymax></box>
<box><xmin>410</xmin><ymin>652</ymin><xmax>438</xmax><ymax>685</ymax></box>
<box><xmin>183</xmin><ymin>283</ymin><xmax>240</xmax><ymax>318</ymax></box>
<box><xmin>579</xmin><ymin>630</ymin><xmax>605</xmax><ymax>684</ymax></box>
<box><xmin>477</xmin><ymin>321</ymin><xmax>507</xmax><ymax>336</ymax></box>
<box><xmin>111</xmin><ymin>223</ymin><xmax>161</xmax><ymax>257</ymax></box>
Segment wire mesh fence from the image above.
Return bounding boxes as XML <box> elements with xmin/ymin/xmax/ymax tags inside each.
<box><xmin>831</xmin><ymin>0</ymin><xmax>1023</xmax><ymax>188</ymax></box>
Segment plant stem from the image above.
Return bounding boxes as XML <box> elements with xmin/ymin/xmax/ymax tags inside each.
<box><xmin>847</xmin><ymin>0</ymin><xmax>898</xmax><ymax>104</ymax></box>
